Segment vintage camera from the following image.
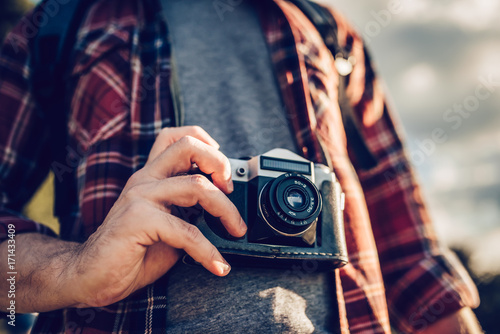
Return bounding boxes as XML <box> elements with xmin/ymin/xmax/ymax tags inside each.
<box><xmin>189</xmin><ymin>149</ymin><xmax>348</xmax><ymax>270</ymax></box>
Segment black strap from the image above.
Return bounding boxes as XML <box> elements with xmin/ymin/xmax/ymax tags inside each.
<box><xmin>30</xmin><ymin>0</ymin><xmax>96</xmax><ymax>110</ymax></box>
<box><xmin>288</xmin><ymin>0</ymin><xmax>378</xmax><ymax>170</ymax></box>
<box><xmin>30</xmin><ymin>0</ymin><xmax>96</xmax><ymax>217</ymax></box>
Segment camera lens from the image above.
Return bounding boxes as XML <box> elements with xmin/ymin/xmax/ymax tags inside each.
<box><xmin>259</xmin><ymin>173</ymin><xmax>322</xmax><ymax>235</ymax></box>
<box><xmin>285</xmin><ymin>188</ymin><xmax>307</xmax><ymax>210</ymax></box>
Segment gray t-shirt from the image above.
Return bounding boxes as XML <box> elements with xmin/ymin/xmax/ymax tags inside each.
<box><xmin>163</xmin><ymin>0</ymin><xmax>339</xmax><ymax>332</ymax></box>
<box><xmin>164</xmin><ymin>0</ymin><xmax>297</xmax><ymax>158</ymax></box>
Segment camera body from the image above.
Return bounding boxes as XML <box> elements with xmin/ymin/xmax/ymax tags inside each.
<box><xmin>192</xmin><ymin>149</ymin><xmax>348</xmax><ymax>270</ymax></box>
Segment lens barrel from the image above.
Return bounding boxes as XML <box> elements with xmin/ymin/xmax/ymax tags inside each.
<box><xmin>260</xmin><ymin>173</ymin><xmax>322</xmax><ymax>235</ymax></box>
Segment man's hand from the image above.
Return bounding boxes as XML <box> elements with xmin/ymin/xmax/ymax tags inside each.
<box><xmin>72</xmin><ymin>126</ymin><xmax>246</xmax><ymax>308</ymax></box>
<box><xmin>0</xmin><ymin>126</ymin><xmax>246</xmax><ymax>312</ymax></box>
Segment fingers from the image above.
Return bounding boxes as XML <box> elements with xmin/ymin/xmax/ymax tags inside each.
<box><xmin>135</xmin><ymin>126</ymin><xmax>240</xmax><ymax>277</ymax></box>
<box><xmin>152</xmin><ymin>211</ymin><xmax>232</xmax><ymax>276</ymax></box>
<box><xmin>147</xmin><ymin>126</ymin><xmax>219</xmax><ymax>163</ymax></box>
<box><xmin>145</xmin><ymin>174</ymin><xmax>246</xmax><ymax>238</ymax></box>
<box><xmin>146</xmin><ymin>136</ymin><xmax>233</xmax><ymax>194</ymax></box>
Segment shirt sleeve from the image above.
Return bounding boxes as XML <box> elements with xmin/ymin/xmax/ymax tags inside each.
<box><xmin>0</xmin><ymin>13</ymin><xmax>57</xmax><ymax>243</ymax></box>
<box><xmin>329</xmin><ymin>9</ymin><xmax>480</xmax><ymax>333</ymax></box>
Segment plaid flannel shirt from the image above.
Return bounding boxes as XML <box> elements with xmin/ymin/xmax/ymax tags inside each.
<box><xmin>0</xmin><ymin>0</ymin><xmax>479</xmax><ymax>332</ymax></box>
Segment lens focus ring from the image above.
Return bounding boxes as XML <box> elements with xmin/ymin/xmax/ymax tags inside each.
<box><xmin>260</xmin><ymin>173</ymin><xmax>322</xmax><ymax>234</ymax></box>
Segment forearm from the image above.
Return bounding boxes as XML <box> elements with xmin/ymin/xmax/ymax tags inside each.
<box><xmin>0</xmin><ymin>233</ymin><xmax>82</xmax><ymax>313</ymax></box>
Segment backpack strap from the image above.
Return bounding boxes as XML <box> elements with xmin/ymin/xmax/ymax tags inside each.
<box><xmin>30</xmin><ymin>0</ymin><xmax>97</xmax><ymax>122</ymax></box>
<box><xmin>288</xmin><ymin>0</ymin><xmax>378</xmax><ymax>170</ymax></box>
<box><xmin>30</xmin><ymin>0</ymin><xmax>96</xmax><ymax>218</ymax></box>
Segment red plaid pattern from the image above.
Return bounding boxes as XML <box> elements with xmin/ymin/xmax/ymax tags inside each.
<box><xmin>0</xmin><ymin>0</ymin><xmax>479</xmax><ymax>332</ymax></box>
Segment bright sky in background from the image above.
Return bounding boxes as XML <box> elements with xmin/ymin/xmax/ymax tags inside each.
<box><xmin>327</xmin><ymin>0</ymin><xmax>500</xmax><ymax>275</ymax></box>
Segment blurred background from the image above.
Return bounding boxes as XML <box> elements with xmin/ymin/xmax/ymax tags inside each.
<box><xmin>1</xmin><ymin>0</ymin><xmax>499</xmax><ymax>332</ymax></box>
<box><xmin>326</xmin><ymin>0</ymin><xmax>500</xmax><ymax>332</ymax></box>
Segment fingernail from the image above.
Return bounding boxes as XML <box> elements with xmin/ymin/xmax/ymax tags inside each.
<box><xmin>227</xmin><ymin>179</ymin><xmax>234</xmax><ymax>193</ymax></box>
<box><xmin>216</xmin><ymin>260</ymin><xmax>231</xmax><ymax>276</ymax></box>
<box><xmin>239</xmin><ymin>218</ymin><xmax>247</xmax><ymax>234</ymax></box>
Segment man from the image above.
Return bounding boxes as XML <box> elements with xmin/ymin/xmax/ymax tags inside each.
<box><xmin>0</xmin><ymin>0</ymin><xmax>482</xmax><ymax>332</ymax></box>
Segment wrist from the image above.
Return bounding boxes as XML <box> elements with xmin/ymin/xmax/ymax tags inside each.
<box><xmin>49</xmin><ymin>242</ymin><xmax>86</xmax><ymax>309</ymax></box>
<box><xmin>64</xmin><ymin>233</ymin><xmax>119</xmax><ymax>308</ymax></box>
